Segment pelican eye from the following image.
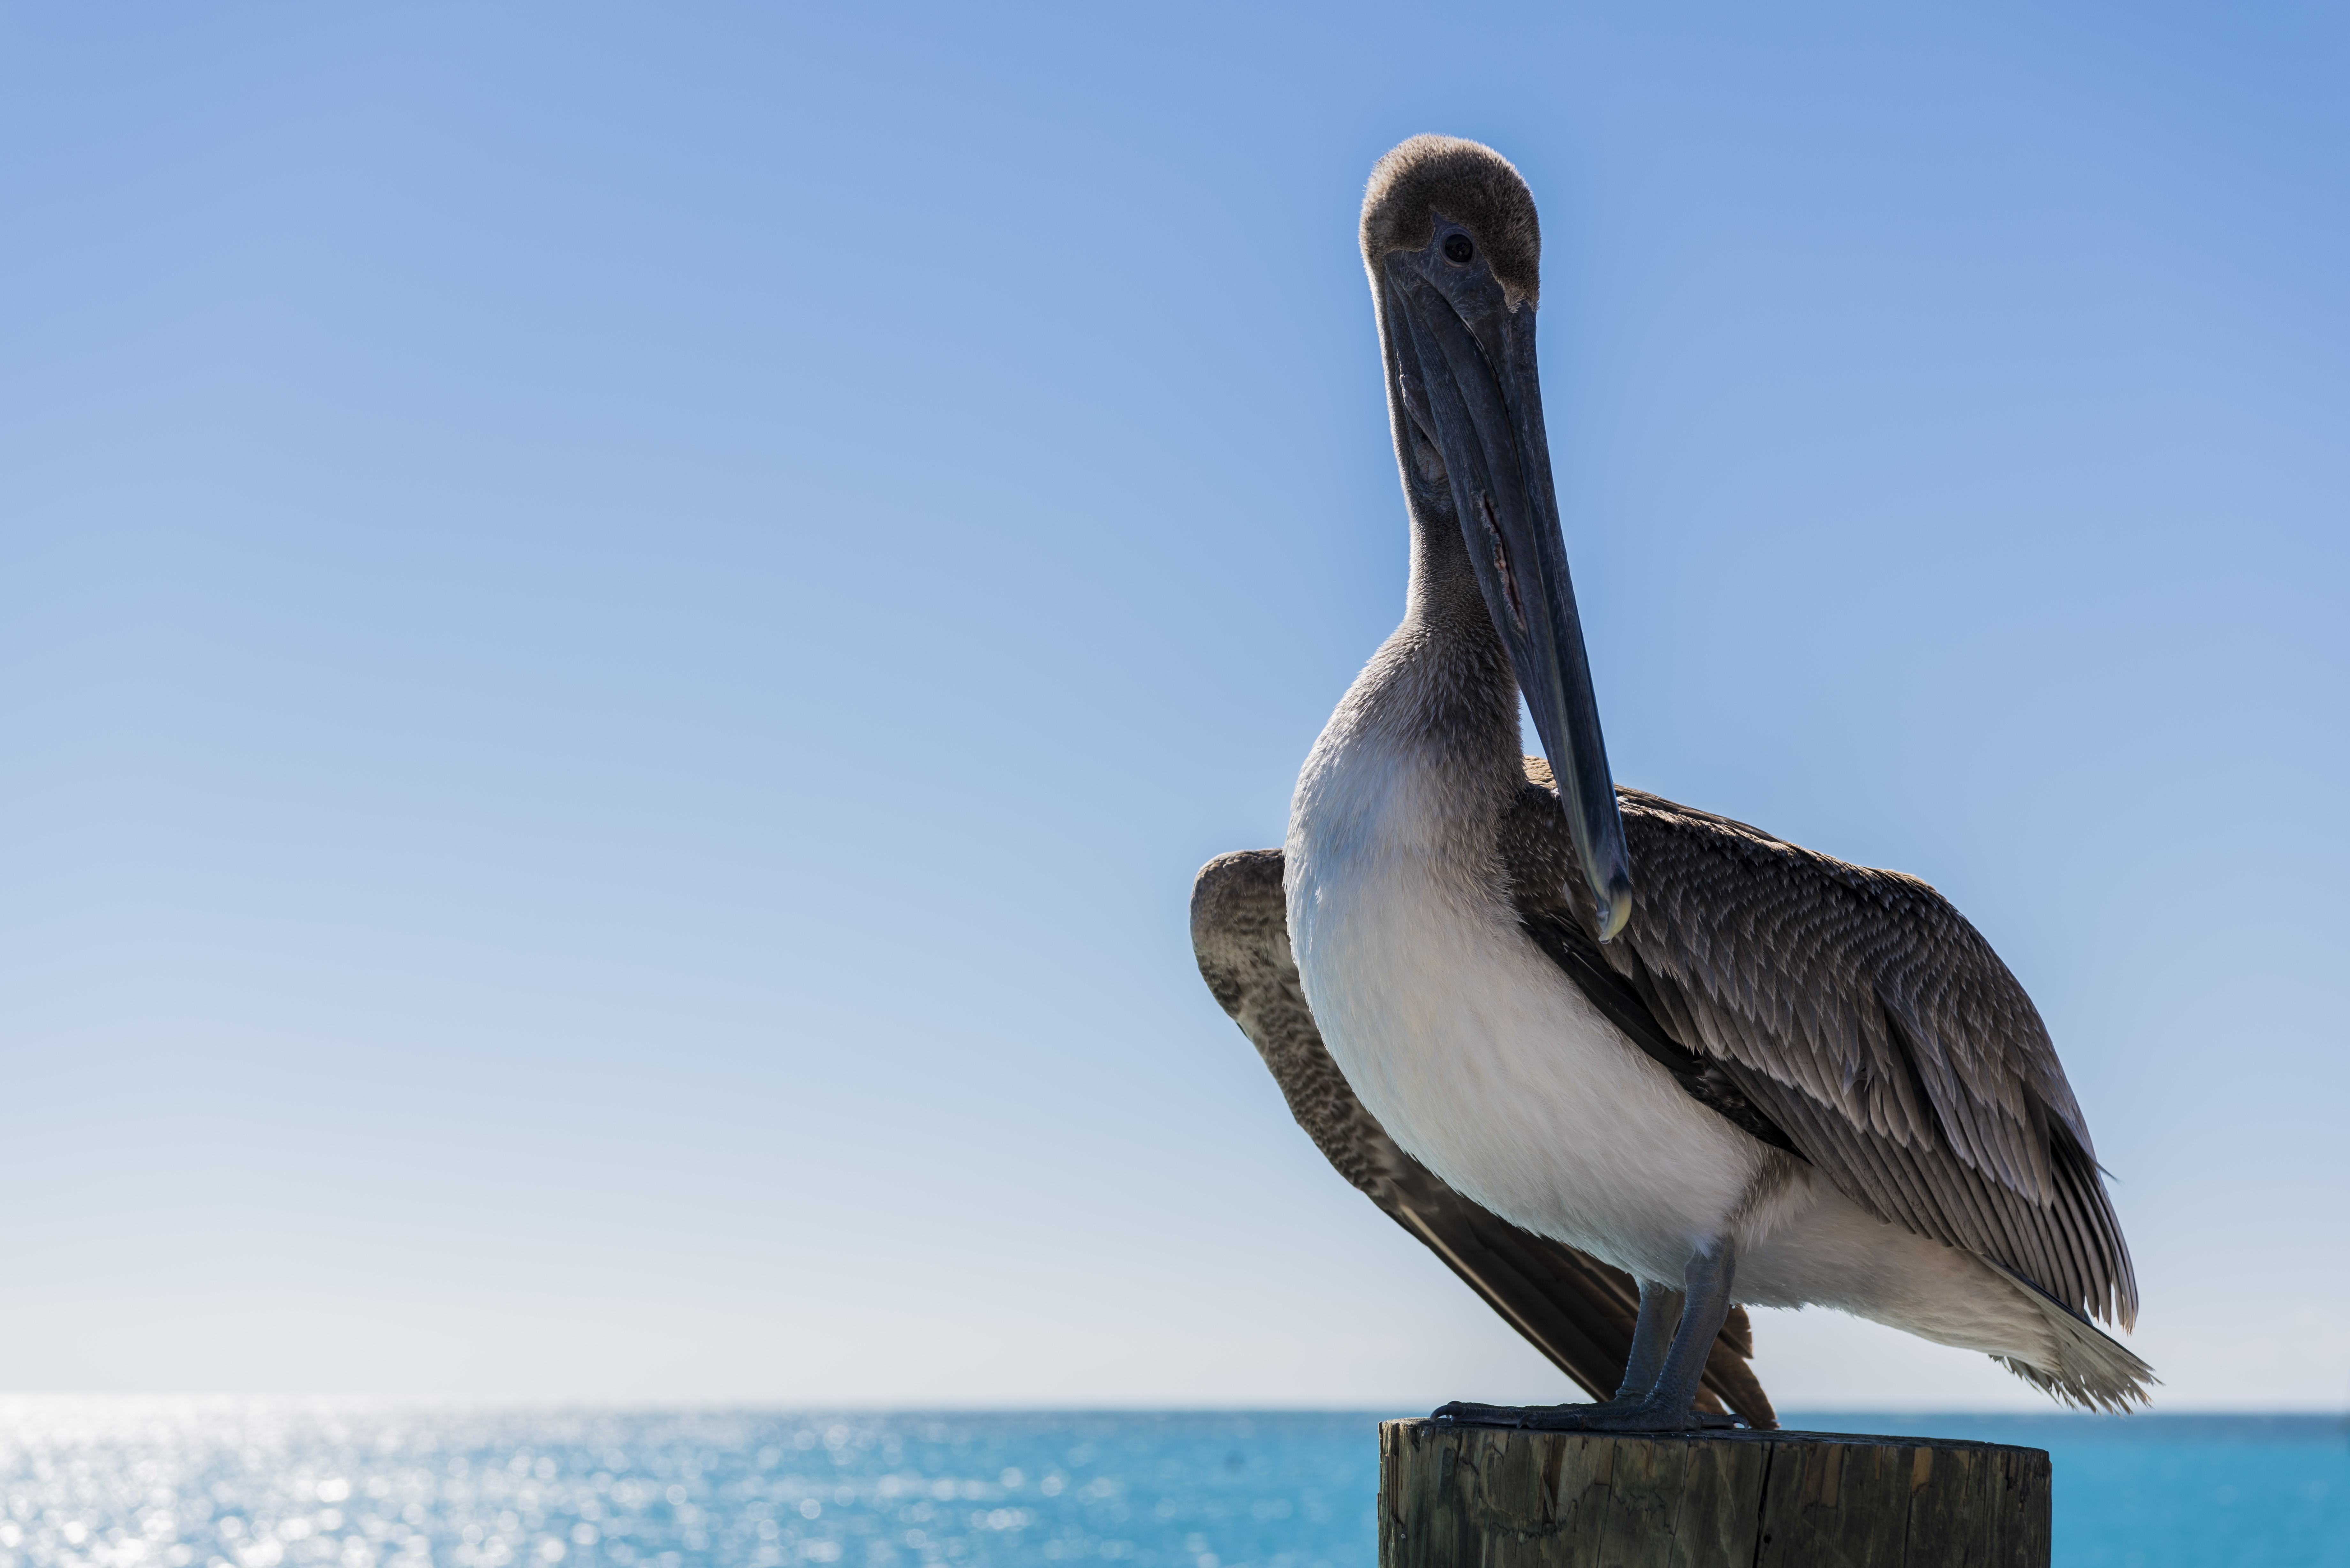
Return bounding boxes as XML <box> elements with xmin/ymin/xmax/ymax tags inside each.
<box><xmin>1443</xmin><ymin>234</ymin><xmax>1474</xmax><ymax>265</ymax></box>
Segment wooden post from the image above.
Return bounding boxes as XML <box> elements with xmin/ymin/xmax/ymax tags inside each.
<box><xmin>1379</xmin><ymin>1418</ymin><xmax>2050</xmax><ymax>1568</ymax></box>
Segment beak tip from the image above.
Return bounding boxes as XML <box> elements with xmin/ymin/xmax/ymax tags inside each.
<box><xmin>1593</xmin><ymin>883</ymin><xmax>1633</xmax><ymax>944</ymax></box>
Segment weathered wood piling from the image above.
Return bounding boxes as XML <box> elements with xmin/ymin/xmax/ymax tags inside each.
<box><xmin>1379</xmin><ymin>1418</ymin><xmax>2050</xmax><ymax>1567</ymax></box>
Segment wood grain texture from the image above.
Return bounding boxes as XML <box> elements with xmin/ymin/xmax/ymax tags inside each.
<box><xmin>1380</xmin><ymin>1419</ymin><xmax>2049</xmax><ymax>1568</ymax></box>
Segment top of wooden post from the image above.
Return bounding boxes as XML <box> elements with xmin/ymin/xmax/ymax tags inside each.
<box><xmin>1379</xmin><ymin>1417</ymin><xmax>2051</xmax><ymax>1567</ymax></box>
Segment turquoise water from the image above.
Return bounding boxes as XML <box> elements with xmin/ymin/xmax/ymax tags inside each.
<box><xmin>0</xmin><ymin>1404</ymin><xmax>2339</xmax><ymax>1568</ymax></box>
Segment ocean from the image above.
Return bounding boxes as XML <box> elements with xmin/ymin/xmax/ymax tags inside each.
<box><xmin>0</xmin><ymin>1403</ymin><xmax>2339</xmax><ymax>1568</ymax></box>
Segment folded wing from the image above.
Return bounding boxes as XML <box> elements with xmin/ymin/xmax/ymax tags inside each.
<box><xmin>1507</xmin><ymin>761</ymin><xmax>2137</xmax><ymax>1333</ymax></box>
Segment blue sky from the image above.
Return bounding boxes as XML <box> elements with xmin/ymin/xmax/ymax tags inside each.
<box><xmin>2</xmin><ymin>3</ymin><xmax>2344</xmax><ymax>1410</ymax></box>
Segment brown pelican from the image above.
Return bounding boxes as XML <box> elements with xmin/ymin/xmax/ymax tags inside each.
<box><xmin>1191</xmin><ymin>135</ymin><xmax>2151</xmax><ymax>1432</ymax></box>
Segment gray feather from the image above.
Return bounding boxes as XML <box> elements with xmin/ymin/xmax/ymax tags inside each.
<box><xmin>1509</xmin><ymin>759</ymin><xmax>2139</xmax><ymax>1333</ymax></box>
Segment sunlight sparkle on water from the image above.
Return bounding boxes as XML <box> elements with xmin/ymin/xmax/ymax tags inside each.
<box><xmin>0</xmin><ymin>1402</ymin><xmax>1365</xmax><ymax>1568</ymax></box>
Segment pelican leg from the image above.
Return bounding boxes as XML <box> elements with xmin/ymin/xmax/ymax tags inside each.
<box><xmin>1432</xmin><ymin>1244</ymin><xmax>1744</xmax><ymax>1432</ymax></box>
<box><xmin>1614</xmin><ymin>1278</ymin><xmax>1683</xmax><ymax>1399</ymax></box>
<box><xmin>1429</xmin><ymin>1279</ymin><xmax>1683</xmax><ymax>1428</ymax></box>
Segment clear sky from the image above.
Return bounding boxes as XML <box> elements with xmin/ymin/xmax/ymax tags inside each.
<box><xmin>3</xmin><ymin>3</ymin><xmax>2344</xmax><ymax>1412</ymax></box>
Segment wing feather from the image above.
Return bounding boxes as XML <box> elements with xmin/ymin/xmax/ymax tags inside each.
<box><xmin>1508</xmin><ymin>761</ymin><xmax>2137</xmax><ymax>1331</ymax></box>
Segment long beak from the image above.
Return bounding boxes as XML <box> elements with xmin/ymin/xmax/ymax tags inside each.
<box><xmin>1386</xmin><ymin>261</ymin><xmax>1635</xmax><ymax>940</ymax></box>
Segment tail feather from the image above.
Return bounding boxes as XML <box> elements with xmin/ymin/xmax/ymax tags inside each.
<box><xmin>1988</xmin><ymin>1262</ymin><xmax>2158</xmax><ymax>1412</ymax></box>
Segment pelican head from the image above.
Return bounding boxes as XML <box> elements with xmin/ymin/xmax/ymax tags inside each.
<box><xmin>1362</xmin><ymin>135</ymin><xmax>1634</xmax><ymax>940</ymax></box>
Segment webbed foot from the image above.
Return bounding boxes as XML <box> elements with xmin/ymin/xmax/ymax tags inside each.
<box><xmin>1430</xmin><ymin>1399</ymin><xmax>1745</xmax><ymax>1433</ymax></box>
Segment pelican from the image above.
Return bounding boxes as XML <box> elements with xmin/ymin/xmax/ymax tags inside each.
<box><xmin>1192</xmin><ymin>135</ymin><xmax>2151</xmax><ymax>1431</ymax></box>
